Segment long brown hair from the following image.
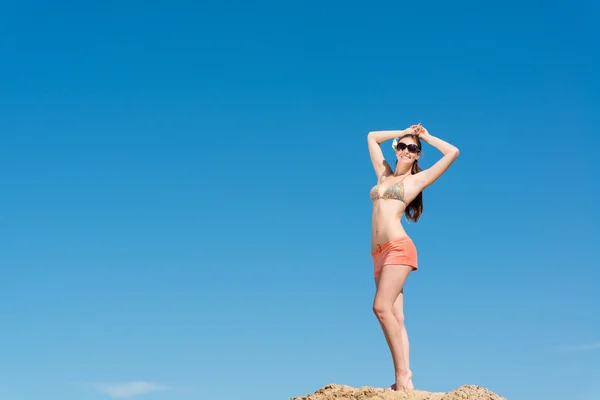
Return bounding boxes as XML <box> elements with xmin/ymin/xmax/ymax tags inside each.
<box><xmin>396</xmin><ymin>134</ymin><xmax>423</xmax><ymax>223</ymax></box>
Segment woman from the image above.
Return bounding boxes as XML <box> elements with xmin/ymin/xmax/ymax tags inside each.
<box><xmin>367</xmin><ymin>123</ymin><xmax>459</xmax><ymax>392</ymax></box>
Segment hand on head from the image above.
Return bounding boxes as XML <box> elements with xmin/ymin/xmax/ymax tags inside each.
<box><xmin>407</xmin><ymin>123</ymin><xmax>425</xmax><ymax>137</ymax></box>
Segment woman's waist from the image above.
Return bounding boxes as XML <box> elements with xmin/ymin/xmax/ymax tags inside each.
<box><xmin>370</xmin><ymin>233</ymin><xmax>414</xmax><ymax>253</ymax></box>
<box><xmin>371</xmin><ymin>226</ymin><xmax>409</xmax><ymax>249</ymax></box>
<box><xmin>371</xmin><ymin>217</ymin><xmax>406</xmax><ymax>233</ymax></box>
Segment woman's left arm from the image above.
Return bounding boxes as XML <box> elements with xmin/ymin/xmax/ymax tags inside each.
<box><xmin>413</xmin><ymin>127</ymin><xmax>460</xmax><ymax>190</ymax></box>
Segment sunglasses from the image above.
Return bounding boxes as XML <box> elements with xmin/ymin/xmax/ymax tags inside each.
<box><xmin>396</xmin><ymin>142</ymin><xmax>420</xmax><ymax>153</ymax></box>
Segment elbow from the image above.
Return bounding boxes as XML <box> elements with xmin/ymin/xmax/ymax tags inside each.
<box><xmin>446</xmin><ymin>147</ymin><xmax>459</xmax><ymax>160</ymax></box>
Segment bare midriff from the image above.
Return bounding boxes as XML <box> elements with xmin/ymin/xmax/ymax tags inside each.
<box><xmin>371</xmin><ymin>200</ymin><xmax>408</xmax><ymax>251</ymax></box>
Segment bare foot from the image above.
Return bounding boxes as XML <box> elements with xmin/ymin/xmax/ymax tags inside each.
<box><xmin>390</xmin><ymin>379</ymin><xmax>414</xmax><ymax>390</ymax></box>
<box><xmin>390</xmin><ymin>371</ymin><xmax>413</xmax><ymax>392</ymax></box>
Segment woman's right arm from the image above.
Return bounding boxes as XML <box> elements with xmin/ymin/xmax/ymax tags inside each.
<box><xmin>367</xmin><ymin>128</ymin><xmax>415</xmax><ymax>179</ymax></box>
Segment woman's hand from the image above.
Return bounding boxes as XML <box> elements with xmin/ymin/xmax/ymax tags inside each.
<box><xmin>403</xmin><ymin>124</ymin><xmax>422</xmax><ymax>136</ymax></box>
<box><xmin>414</xmin><ymin>124</ymin><xmax>431</xmax><ymax>140</ymax></box>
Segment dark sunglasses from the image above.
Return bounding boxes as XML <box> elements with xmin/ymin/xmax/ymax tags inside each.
<box><xmin>396</xmin><ymin>142</ymin><xmax>420</xmax><ymax>153</ymax></box>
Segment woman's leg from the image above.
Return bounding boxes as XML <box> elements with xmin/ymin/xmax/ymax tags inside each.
<box><xmin>373</xmin><ymin>264</ymin><xmax>413</xmax><ymax>391</ymax></box>
<box><xmin>392</xmin><ymin>288</ymin><xmax>414</xmax><ymax>390</ymax></box>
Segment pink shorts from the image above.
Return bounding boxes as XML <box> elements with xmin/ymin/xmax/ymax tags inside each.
<box><xmin>371</xmin><ymin>236</ymin><xmax>418</xmax><ymax>278</ymax></box>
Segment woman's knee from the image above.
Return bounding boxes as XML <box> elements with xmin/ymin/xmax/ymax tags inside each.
<box><xmin>372</xmin><ymin>299</ymin><xmax>393</xmax><ymax>318</ymax></box>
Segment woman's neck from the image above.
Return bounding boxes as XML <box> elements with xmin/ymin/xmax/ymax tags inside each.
<box><xmin>393</xmin><ymin>168</ymin><xmax>411</xmax><ymax>177</ymax></box>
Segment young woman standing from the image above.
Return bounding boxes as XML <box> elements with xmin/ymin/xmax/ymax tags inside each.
<box><xmin>367</xmin><ymin>123</ymin><xmax>460</xmax><ymax>392</ymax></box>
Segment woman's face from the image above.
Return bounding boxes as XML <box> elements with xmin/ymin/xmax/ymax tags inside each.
<box><xmin>395</xmin><ymin>137</ymin><xmax>420</xmax><ymax>166</ymax></box>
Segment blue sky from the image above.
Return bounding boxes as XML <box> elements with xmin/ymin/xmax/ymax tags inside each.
<box><xmin>0</xmin><ymin>1</ymin><xmax>598</xmax><ymax>400</ymax></box>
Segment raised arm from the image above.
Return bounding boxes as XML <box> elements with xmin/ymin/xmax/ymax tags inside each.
<box><xmin>367</xmin><ymin>126</ymin><xmax>419</xmax><ymax>180</ymax></box>
<box><xmin>413</xmin><ymin>127</ymin><xmax>460</xmax><ymax>189</ymax></box>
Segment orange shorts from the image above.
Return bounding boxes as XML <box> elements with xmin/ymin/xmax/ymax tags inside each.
<box><xmin>371</xmin><ymin>236</ymin><xmax>418</xmax><ymax>278</ymax></box>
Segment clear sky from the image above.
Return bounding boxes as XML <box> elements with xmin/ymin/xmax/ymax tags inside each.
<box><xmin>1</xmin><ymin>1</ymin><xmax>598</xmax><ymax>400</ymax></box>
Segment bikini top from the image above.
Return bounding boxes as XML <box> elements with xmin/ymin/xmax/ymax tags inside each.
<box><xmin>369</xmin><ymin>176</ymin><xmax>408</xmax><ymax>205</ymax></box>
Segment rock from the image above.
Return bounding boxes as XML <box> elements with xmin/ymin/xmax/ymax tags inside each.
<box><xmin>290</xmin><ymin>383</ymin><xmax>506</xmax><ymax>400</ymax></box>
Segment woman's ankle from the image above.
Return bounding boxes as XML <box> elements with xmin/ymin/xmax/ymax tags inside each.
<box><xmin>396</xmin><ymin>369</ymin><xmax>412</xmax><ymax>380</ymax></box>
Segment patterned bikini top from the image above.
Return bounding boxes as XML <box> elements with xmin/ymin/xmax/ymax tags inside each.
<box><xmin>369</xmin><ymin>176</ymin><xmax>408</xmax><ymax>205</ymax></box>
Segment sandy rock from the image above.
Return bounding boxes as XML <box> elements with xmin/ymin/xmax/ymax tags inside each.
<box><xmin>290</xmin><ymin>383</ymin><xmax>506</xmax><ymax>400</ymax></box>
